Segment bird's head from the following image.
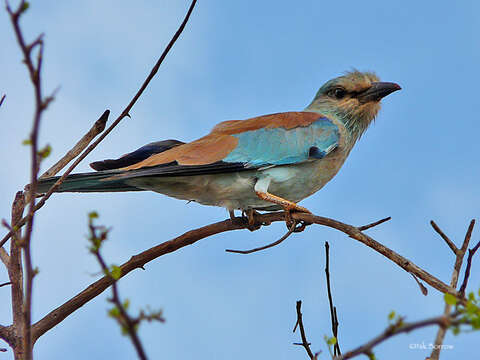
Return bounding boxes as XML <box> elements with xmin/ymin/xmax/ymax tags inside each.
<box><xmin>307</xmin><ymin>70</ymin><xmax>401</xmax><ymax>137</ymax></box>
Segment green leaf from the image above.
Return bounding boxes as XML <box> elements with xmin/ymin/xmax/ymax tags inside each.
<box><xmin>38</xmin><ymin>144</ymin><xmax>52</xmax><ymax>159</ymax></box>
<box><xmin>123</xmin><ymin>299</ymin><xmax>130</xmax><ymax>310</ymax></box>
<box><xmin>452</xmin><ymin>326</ymin><xmax>460</xmax><ymax>335</ymax></box>
<box><xmin>88</xmin><ymin>211</ymin><xmax>99</xmax><ymax>219</ymax></box>
<box><xmin>388</xmin><ymin>310</ymin><xmax>396</xmax><ymax>321</ymax></box>
<box><xmin>108</xmin><ymin>307</ymin><xmax>120</xmax><ymax>318</ymax></box>
<box><xmin>327</xmin><ymin>336</ymin><xmax>337</xmax><ymax>345</ymax></box>
<box><xmin>111</xmin><ymin>265</ymin><xmax>122</xmax><ymax>280</ymax></box>
<box><xmin>444</xmin><ymin>293</ymin><xmax>457</xmax><ymax>306</ymax></box>
<box><xmin>22</xmin><ymin>139</ymin><xmax>32</xmax><ymax>145</ymax></box>
<box><xmin>21</xmin><ymin>1</ymin><xmax>30</xmax><ymax>12</ymax></box>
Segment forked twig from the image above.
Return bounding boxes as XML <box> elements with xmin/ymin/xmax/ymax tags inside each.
<box><xmin>293</xmin><ymin>300</ymin><xmax>316</xmax><ymax>360</ymax></box>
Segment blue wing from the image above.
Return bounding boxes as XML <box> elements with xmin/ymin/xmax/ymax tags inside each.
<box><xmin>222</xmin><ymin>116</ymin><xmax>340</xmax><ymax>166</ymax></box>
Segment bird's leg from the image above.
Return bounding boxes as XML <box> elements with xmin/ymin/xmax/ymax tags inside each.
<box><xmin>254</xmin><ymin>177</ymin><xmax>311</xmax><ymax>231</ymax></box>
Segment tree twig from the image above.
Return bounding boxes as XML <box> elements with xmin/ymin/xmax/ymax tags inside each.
<box><xmin>458</xmin><ymin>238</ymin><xmax>480</xmax><ymax>296</ymax></box>
<box><xmin>0</xmin><ymin>94</ymin><xmax>5</xmax><ymax>107</ymax></box>
<box><xmin>430</xmin><ymin>220</ymin><xmax>458</xmax><ymax>255</ymax></box>
<box><xmin>88</xmin><ymin>219</ymin><xmax>148</xmax><ymax>360</ymax></box>
<box><xmin>39</xmin><ymin>110</ymin><xmax>109</xmax><ymax>179</ymax></box>
<box><xmin>357</xmin><ymin>217</ymin><xmax>391</xmax><ymax>231</ymax></box>
<box><xmin>429</xmin><ymin>219</ymin><xmax>475</xmax><ymax>360</ymax></box>
<box><xmin>325</xmin><ymin>241</ymin><xmax>341</xmax><ymax>356</ymax></box>
<box><xmin>225</xmin><ymin>222</ymin><xmax>296</xmax><ymax>254</ymax></box>
<box><xmin>336</xmin><ymin>314</ymin><xmax>460</xmax><ymax>360</ymax></box>
<box><xmin>293</xmin><ymin>301</ymin><xmax>316</xmax><ymax>359</ymax></box>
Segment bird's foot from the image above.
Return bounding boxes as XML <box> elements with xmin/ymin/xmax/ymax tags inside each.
<box><xmin>284</xmin><ymin>204</ymin><xmax>312</xmax><ymax>233</ymax></box>
<box><xmin>241</xmin><ymin>209</ymin><xmax>262</xmax><ymax>232</ymax></box>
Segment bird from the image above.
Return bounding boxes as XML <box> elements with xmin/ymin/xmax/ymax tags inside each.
<box><xmin>37</xmin><ymin>70</ymin><xmax>400</xmax><ymax>229</ymax></box>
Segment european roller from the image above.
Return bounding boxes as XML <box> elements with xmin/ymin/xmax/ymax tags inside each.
<box><xmin>37</xmin><ymin>71</ymin><xmax>400</xmax><ymax>227</ymax></box>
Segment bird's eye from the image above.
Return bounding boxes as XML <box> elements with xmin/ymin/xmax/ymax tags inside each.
<box><xmin>328</xmin><ymin>87</ymin><xmax>347</xmax><ymax>99</ymax></box>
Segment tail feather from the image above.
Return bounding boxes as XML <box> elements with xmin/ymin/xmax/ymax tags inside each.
<box><xmin>37</xmin><ymin>171</ymin><xmax>143</xmax><ymax>194</ymax></box>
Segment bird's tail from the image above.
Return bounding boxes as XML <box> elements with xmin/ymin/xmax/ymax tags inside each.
<box><xmin>36</xmin><ymin>171</ymin><xmax>143</xmax><ymax>194</ymax></box>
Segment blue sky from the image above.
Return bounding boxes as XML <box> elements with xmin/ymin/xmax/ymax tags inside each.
<box><xmin>1</xmin><ymin>0</ymin><xmax>479</xmax><ymax>359</ymax></box>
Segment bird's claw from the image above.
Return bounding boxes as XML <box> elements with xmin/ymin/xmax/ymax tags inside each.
<box><xmin>284</xmin><ymin>205</ymin><xmax>312</xmax><ymax>233</ymax></box>
<box><xmin>242</xmin><ymin>209</ymin><xmax>261</xmax><ymax>232</ymax></box>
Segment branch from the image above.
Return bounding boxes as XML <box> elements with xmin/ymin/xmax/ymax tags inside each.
<box><xmin>325</xmin><ymin>242</ymin><xmax>341</xmax><ymax>356</ymax></box>
<box><xmin>0</xmin><ymin>94</ymin><xmax>5</xmax><ymax>107</ymax></box>
<box><xmin>7</xmin><ymin>2</ymin><xmax>48</xmax><ymax>357</ymax></box>
<box><xmin>88</xmin><ymin>215</ymin><xmax>148</xmax><ymax>360</ymax></box>
<box><xmin>430</xmin><ymin>219</ymin><xmax>475</xmax><ymax>360</ymax></box>
<box><xmin>0</xmin><ymin>0</ymin><xmax>198</xmax><ymax>250</ymax></box>
<box><xmin>357</xmin><ymin>216</ymin><xmax>391</xmax><ymax>231</ymax></box>
<box><xmin>458</xmin><ymin>238</ymin><xmax>480</xmax><ymax>296</ymax></box>
<box><xmin>39</xmin><ymin>110</ymin><xmax>109</xmax><ymax>179</ymax></box>
<box><xmin>430</xmin><ymin>220</ymin><xmax>458</xmax><ymax>255</ymax></box>
<box><xmin>32</xmin><ymin>212</ymin><xmax>455</xmax><ymax>342</ymax></box>
<box><xmin>336</xmin><ymin>314</ymin><xmax>459</xmax><ymax>360</ymax></box>
<box><xmin>293</xmin><ymin>300</ymin><xmax>316</xmax><ymax>360</ymax></box>
<box><xmin>225</xmin><ymin>222</ymin><xmax>296</xmax><ymax>254</ymax></box>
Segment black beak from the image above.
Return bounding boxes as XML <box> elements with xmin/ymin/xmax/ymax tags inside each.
<box><xmin>357</xmin><ymin>82</ymin><xmax>401</xmax><ymax>103</ymax></box>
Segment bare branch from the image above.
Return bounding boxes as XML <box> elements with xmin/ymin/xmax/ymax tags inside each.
<box><xmin>458</xmin><ymin>238</ymin><xmax>480</xmax><ymax>296</ymax></box>
<box><xmin>293</xmin><ymin>301</ymin><xmax>316</xmax><ymax>360</ymax></box>
<box><xmin>430</xmin><ymin>220</ymin><xmax>458</xmax><ymax>255</ymax></box>
<box><xmin>430</xmin><ymin>219</ymin><xmax>475</xmax><ymax>360</ymax></box>
<box><xmin>39</xmin><ymin>110</ymin><xmax>109</xmax><ymax>178</ymax></box>
<box><xmin>88</xmin><ymin>216</ymin><xmax>148</xmax><ymax>360</ymax></box>
<box><xmin>0</xmin><ymin>282</ymin><xmax>12</xmax><ymax>287</ymax></box>
<box><xmin>0</xmin><ymin>94</ymin><xmax>5</xmax><ymax>107</ymax></box>
<box><xmin>225</xmin><ymin>222</ymin><xmax>296</xmax><ymax>254</ymax></box>
<box><xmin>357</xmin><ymin>216</ymin><xmax>391</xmax><ymax>231</ymax></box>
<box><xmin>325</xmin><ymin>241</ymin><xmax>341</xmax><ymax>356</ymax></box>
<box><xmin>31</xmin><ymin>211</ymin><xmax>455</xmax><ymax>342</ymax></box>
<box><xmin>336</xmin><ymin>314</ymin><xmax>458</xmax><ymax>360</ymax></box>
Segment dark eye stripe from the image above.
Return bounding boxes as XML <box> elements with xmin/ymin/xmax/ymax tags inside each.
<box><xmin>328</xmin><ymin>87</ymin><xmax>347</xmax><ymax>99</ymax></box>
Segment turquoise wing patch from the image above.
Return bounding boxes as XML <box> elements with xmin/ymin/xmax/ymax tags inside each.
<box><xmin>222</xmin><ymin>117</ymin><xmax>339</xmax><ymax>166</ymax></box>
